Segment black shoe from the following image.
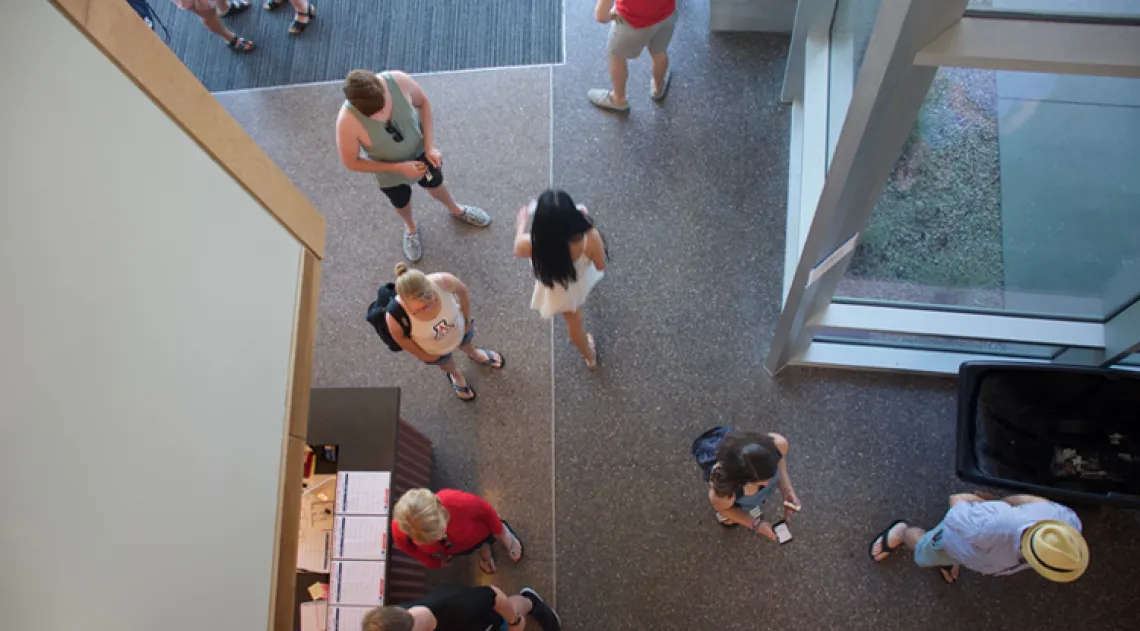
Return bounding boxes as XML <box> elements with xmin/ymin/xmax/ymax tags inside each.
<box><xmin>520</xmin><ymin>587</ymin><xmax>561</xmax><ymax>631</ymax></box>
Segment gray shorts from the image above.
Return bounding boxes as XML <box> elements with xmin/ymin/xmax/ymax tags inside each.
<box><xmin>607</xmin><ymin>12</ymin><xmax>677</xmax><ymax>59</ymax></box>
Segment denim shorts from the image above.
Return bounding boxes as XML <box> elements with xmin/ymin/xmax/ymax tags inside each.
<box><xmin>423</xmin><ymin>327</ymin><xmax>475</xmax><ymax>365</ymax></box>
<box><xmin>913</xmin><ymin>523</ymin><xmax>958</xmax><ymax>567</ymax></box>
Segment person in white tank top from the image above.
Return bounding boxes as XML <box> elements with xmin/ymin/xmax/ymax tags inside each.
<box><xmin>514</xmin><ymin>189</ymin><xmax>607</xmax><ymax>370</ymax></box>
<box><xmin>385</xmin><ymin>263</ymin><xmax>505</xmax><ymax>401</ymax></box>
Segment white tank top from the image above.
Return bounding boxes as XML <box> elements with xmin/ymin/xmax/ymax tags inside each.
<box><xmin>405</xmin><ymin>281</ymin><xmax>465</xmax><ymax>355</ymax></box>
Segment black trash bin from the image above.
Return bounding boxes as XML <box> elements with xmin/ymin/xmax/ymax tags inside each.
<box><xmin>957</xmin><ymin>361</ymin><xmax>1140</xmax><ymax>509</ymax></box>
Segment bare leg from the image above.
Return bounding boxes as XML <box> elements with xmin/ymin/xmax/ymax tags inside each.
<box><xmin>436</xmin><ymin>357</ymin><xmax>472</xmax><ymax>398</ymax></box>
<box><xmin>191</xmin><ymin>6</ymin><xmax>235</xmax><ymax>41</ymax></box>
<box><xmin>476</xmin><ymin>544</ymin><xmax>496</xmax><ymax>573</ymax></box>
<box><xmin>425</xmin><ymin>184</ymin><xmax>465</xmax><ymax>217</ymax></box>
<box><xmin>608</xmin><ymin>54</ymin><xmax>630</xmax><ymax>106</ymax></box>
<box><xmin>392</xmin><ymin>201</ymin><xmax>417</xmax><ymax>233</ymax></box>
<box><xmin>651</xmin><ymin>50</ymin><xmax>669</xmax><ymax>89</ymax></box>
<box><xmin>507</xmin><ymin>595</ymin><xmax>533</xmax><ymax>629</ymax></box>
<box><xmin>562</xmin><ymin>309</ymin><xmax>596</xmax><ymax>368</ymax></box>
<box><xmin>458</xmin><ymin>341</ymin><xmax>492</xmax><ymax>365</ymax></box>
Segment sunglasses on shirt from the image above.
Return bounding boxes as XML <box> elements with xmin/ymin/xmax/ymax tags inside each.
<box><xmin>385</xmin><ymin>119</ymin><xmax>404</xmax><ymax>143</ymax></box>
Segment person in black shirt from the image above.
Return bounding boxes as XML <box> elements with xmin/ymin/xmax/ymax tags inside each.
<box><xmin>362</xmin><ymin>585</ymin><xmax>561</xmax><ymax>631</ymax></box>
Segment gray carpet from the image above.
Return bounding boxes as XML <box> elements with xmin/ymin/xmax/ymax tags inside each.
<box><xmin>146</xmin><ymin>0</ymin><xmax>562</xmax><ymax>92</ymax></box>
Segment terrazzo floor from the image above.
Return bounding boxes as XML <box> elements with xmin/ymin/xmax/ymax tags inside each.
<box><xmin>215</xmin><ymin>0</ymin><xmax>1140</xmax><ymax>628</ymax></box>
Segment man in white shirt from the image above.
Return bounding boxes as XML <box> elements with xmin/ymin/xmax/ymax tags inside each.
<box><xmin>869</xmin><ymin>491</ymin><xmax>1088</xmax><ymax>584</ymax></box>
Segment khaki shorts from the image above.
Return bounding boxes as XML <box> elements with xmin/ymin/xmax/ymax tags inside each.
<box><xmin>607</xmin><ymin>12</ymin><xmax>677</xmax><ymax>59</ymax></box>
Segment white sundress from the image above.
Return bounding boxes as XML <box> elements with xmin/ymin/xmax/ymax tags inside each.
<box><xmin>530</xmin><ymin>251</ymin><xmax>604</xmax><ymax>319</ymax></box>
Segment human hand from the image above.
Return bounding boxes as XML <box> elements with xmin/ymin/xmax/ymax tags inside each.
<box><xmin>398</xmin><ymin>160</ymin><xmax>427</xmax><ymax>179</ymax></box>
<box><xmin>609</xmin><ymin>8</ymin><xmax>623</xmax><ymax>23</ymax></box>
<box><xmin>424</xmin><ymin>146</ymin><xmax>443</xmax><ymax>168</ymax></box>
<box><xmin>782</xmin><ymin>489</ymin><xmax>801</xmax><ymax>519</ymax></box>
<box><xmin>754</xmin><ymin>520</ymin><xmax>778</xmax><ymax>542</ymax></box>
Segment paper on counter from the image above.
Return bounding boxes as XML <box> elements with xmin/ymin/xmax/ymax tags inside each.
<box><xmin>332</xmin><ymin>515</ymin><xmax>388</xmax><ymax>561</ymax></box>
<box><xmin>335</xmin><ymin>471</ymin><xmax>391</xmax><ymax>515</ymax></box>
<box><xmin>298</xmin><ymin>529</ymin><xmax>332</xmax><ymax>573</ymax></box>
<box><xmin>327</xmin><ymin>606</ymin><xmax>373</xmax><ymax>631</ymax></box>
<box><xmin>329</xmin><ymin>560</ymin><xmax>385</xmax><ymax>606</ymax></box>
<box><xmin>300</xmin><ymin>600</ymin><xmax>328</xmax><ymax>631</ymax></box>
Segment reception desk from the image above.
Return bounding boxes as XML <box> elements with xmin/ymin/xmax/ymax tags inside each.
<box><xmin>294</xmin><ymin>387</ymin><xmax>434</xmax><ymax>629</ymax></box>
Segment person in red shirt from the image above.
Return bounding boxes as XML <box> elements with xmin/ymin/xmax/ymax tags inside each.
<box><xmin>588</xmin><ymin>0</ymin><xmax>678</xmax><ymax>111</ymax></box>
<box><xmin>392</xmin><ymin>488</ymin><xmax>524</xmax><ymax>573</ymax></box>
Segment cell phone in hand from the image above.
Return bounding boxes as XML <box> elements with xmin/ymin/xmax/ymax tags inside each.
<box><xmin>773</xmin><ymin>520</ymin><xmax>793</xmax><ymax>545</ymax></box>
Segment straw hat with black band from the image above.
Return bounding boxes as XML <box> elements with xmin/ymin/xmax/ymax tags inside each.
<box><xmin>1021</xmin><ymin>520</ymin><xmax>1089</xmax><ymax>583</ymax></box>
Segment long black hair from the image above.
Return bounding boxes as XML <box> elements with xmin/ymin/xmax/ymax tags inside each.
<box><xmin>531</xmin><ymin>189</ymin><xmax>596</xmax><ymax>289</ymax></box>
<box><xmin>709</xmin><ymin>432</ymin><xmax>781</xmax><ymax>499</ymax></box>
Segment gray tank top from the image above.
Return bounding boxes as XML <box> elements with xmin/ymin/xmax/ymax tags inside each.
<box><xmin>345</xmin><ymin>72</ymin><xmax>425</xmax><ymax>188</ymax></box>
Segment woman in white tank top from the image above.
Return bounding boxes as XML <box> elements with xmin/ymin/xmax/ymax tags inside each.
<box><xmin>513</xmin><ymin>189</ymin><xmax>607</xmax><ymax>370</ymax></box>
<box><xmin>385</xmin><ymin>263</ymin><xmax>504</xmax><ymax>401</ymax></box>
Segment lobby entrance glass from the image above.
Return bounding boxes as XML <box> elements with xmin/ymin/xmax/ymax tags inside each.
<box><xmin>770</xmin><ymin>0</ymin><xmax>1140</xmax><ymax>375</ymax></box>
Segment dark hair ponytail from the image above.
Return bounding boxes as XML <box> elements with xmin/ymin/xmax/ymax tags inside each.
<box><xmin>709</xmin><ymin>432</ymin><xmax>781</xmax><ymax>499</ymax></box>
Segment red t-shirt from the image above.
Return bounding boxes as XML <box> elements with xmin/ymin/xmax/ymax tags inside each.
<box><xmin>391</xmin><ymin>489</ymin><xmax>504</xmax><ymax>569</ymax></box>
<box><xmin>615</xmin><ymin>0</ymin><xmax>676</xmax><ymax>29</ymax></box>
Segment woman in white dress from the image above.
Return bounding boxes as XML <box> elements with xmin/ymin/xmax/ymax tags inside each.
<box><xmin>513</xmin><ymin>189</ymin><xmax>607</xmax><ymax>369</ymax></box>
<box><xmin>385</xmin><ymin>263</ymin><xmax>504</xmax><ymax>401</ymax></box>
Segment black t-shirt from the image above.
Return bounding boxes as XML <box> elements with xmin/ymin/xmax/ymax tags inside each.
<box><xmin>401</xmin><ymin>585</ymin><xmax>503</xmax><ymax>631</ymax></box>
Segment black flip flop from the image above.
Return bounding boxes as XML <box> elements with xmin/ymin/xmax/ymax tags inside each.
<box><xmin>501</xmin><ymin>520</ymin><xmax>525</xmax><ymax>563</ymax></box>
<box><xmin>219</xmin><ymin>0</ymin><xmax>252</xmax><ymax>17</ymax></box>
<box><xmin>446</xmin><ymin>373</ymin><xmax>477</xmax><ymax>402</ymax></box>
<box><xmin>869</xmin><ymin>519</ymin><xmax>908</xmax><ymax>562</ymax></box>
<box><xmin>289</xmin><ymin>1</ymin><xmax>316</xmax><ymax>35</ymax></box>
<box><xmin>474</xmin><ymin>349</ymin><xmax>505</xmax><ymax>369</ymax></box>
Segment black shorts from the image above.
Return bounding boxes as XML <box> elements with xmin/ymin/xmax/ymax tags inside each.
<box><xmin>380</xmin><ymin>154</ymin><xmax>444</xmax><ymax>208</ymax></box>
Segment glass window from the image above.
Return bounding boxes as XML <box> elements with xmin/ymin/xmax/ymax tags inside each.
<box><xmin>967</xmin><ymin>0</ymin><xmax>1140</xmax><ymax>20</ymax></box>
<box><xmin>836</xmin><ymin>68</ymin><xmax>1140</xmax><ymax>321</ymax></box>
<box><xmin>828</xmin><ymin>0</ymin><xmax>884</xmax><ymax>165</ymax></box>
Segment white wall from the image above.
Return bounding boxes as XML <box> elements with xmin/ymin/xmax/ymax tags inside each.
<box><xmin>0</xmin><ymin>4</ymin><xmax>303</xmax><ymax>631</ymax></box>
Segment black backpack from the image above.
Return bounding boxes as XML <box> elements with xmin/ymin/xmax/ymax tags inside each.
<box><xmin>691</xmin><ymin>426</ymin><xmax>734</xmax><ymax>482</ymax></box>
<box><xmin>365</xmin><ymin>283</ymin><xmax>412</xmax><ymax>352</ymax></box>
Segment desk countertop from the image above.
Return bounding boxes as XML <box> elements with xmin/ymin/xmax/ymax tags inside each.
<box><xmin>297</xmin><ymin>387</ymin><xmax>402</xmax><ymax>628</ymax></box>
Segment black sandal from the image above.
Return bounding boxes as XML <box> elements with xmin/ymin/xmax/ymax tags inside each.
<box><xmin>869</xmin><ymin>519</ymin><xmax>908</xmax><ymax>562</ymax></box>
<box><xmin>226</xmin><ymin>36</ymin><xmax>256</xmax><ymax>53</ymax></box>
<box><xmin>474</xmin><ymin>349</ymin><xmax>505</xmax><ymax>369</ymax></box>
<box><xmin>263</xmin><ymin>0</ymin><xmax>285</xmax><ymax>10</ymax></box>
<box><xmin>501</xmin><ymin>520</ymin><xmax>525</xmax><ymax>563</ymax></box>
<box><xmin>218</xmin><ymin>0</ymin><xmax>251</xmax><ymax>17</ymax></box>
<box><xmin>447</xmin><ymin>373</ymin><xmax>476</xmax><ymax>402</ymax></box>
<box><xmin>289</xmin><ymin>1</ymin><xmax>316</xmax><ymax>35</ymax></box>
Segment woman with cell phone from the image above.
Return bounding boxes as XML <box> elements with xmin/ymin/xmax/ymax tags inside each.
<box><xmin>691</xmin><ymin>427</ymin><xmax>801</xmax><ymax>542</ymax></box>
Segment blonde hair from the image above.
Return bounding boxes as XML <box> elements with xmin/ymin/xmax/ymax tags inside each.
<box><xmin>393</xmin><ymin>262</ymin><xmax>436</xmax><ymax>302</ymax></box>
<box><xmin>394</xmin><ymin>488</ymin><xmax>449</xmax><ymax>544</ymax></box>
<box><xmin>361</xmin><ymin>606</ymin><xmax>413</xmax><ymax>631</ymax></box>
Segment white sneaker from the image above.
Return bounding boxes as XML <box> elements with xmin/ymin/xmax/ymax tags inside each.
<box><xmin>587</xmin><ymin>89</ymin><xmax>630</xmax><ymax>112</ymax></box>
<box><xmin>652</xmin><ymin>69</ymin><xmax>672</xmax><ymax>101</ymax></box>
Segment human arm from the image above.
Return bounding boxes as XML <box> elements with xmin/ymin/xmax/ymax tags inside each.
<box><xmin>386</xmin><ymin>312</ymin><xmax>441</xmax><ymax>363</ymax></box>
<box><xmin>432</xmin><ymin>273</ymin><xmax>471</xmax><ymax>322</ymax></box>
<box><xmin>1002</xmin><ymin>494</ymin><xmax>1049</xmax><ymax>507</ymax></box>
<box><xmin>391</xmin><ymin>525</ymin><xmax>443</xmax><ymax>569</ymax></box>
<box><xmin>949</xmin><ymin>493</ymin><xmax>989</xmax><ymax>507</ymax></box>
<box><xmin>490</xmin><ymin>586</ymin><xmax>523</xmax><ymax>628</ymax></box>
<box><xmin>770</xmin><ymin>433</ymin><xmax>800</xmax><ymax>516</ymax></box>
<box><xmin>513</xmin><ymin>204</ymin><xmax>533</xmax><ymax>259</ymax></box>
<box><xmin>392</xmin><ymin>71</ymin><xmax>440</xmax><ymax>163</ymax></box>
<box><xmin>585</xmin><ymin>228</ymin><xmax>607</xmax><ymax>272</ymax></box>
<box><xmin>708</xmin><ymin>488</ymin><xmax>777</xmax><ymax>541</ymax></box>
<box><xmin>594</xmin><ymin>0</ymin><xmax>618</xmax><ymax>23</ymax></box>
